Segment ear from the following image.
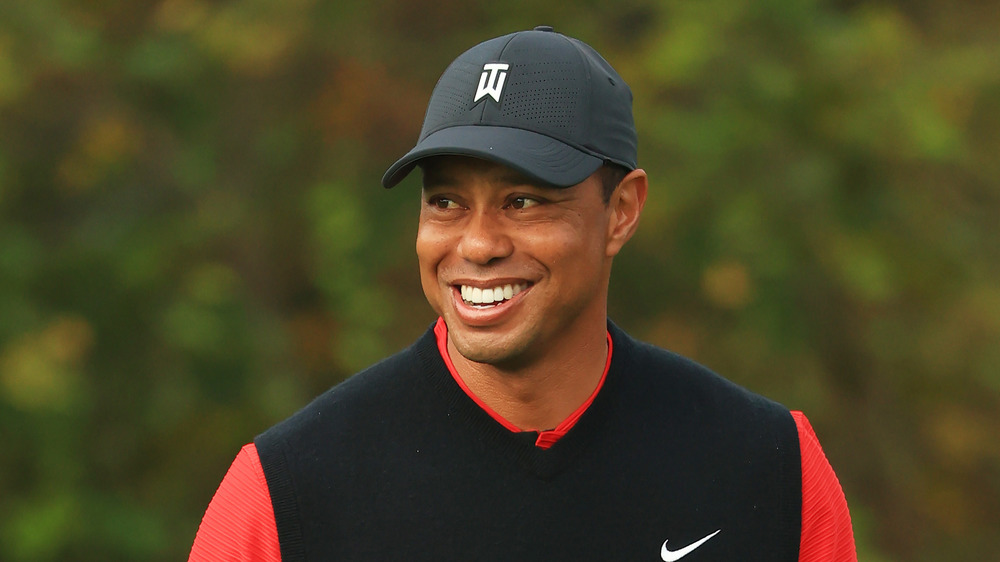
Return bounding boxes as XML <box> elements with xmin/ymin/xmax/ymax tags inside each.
<box><xmin>605</xmin><ymin>169</ymin><xmax>648</xmax><ymax>258</ymax></box>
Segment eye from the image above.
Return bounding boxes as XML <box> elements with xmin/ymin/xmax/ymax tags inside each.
<box><xmin>508</xmin><ymin>196</ymin><xmax>541</xmax><ymax>210</ymax></box>
<box><xmin>428</xmin><ymin>196</ymin><xmax>460</xmax><ymax>210</ymax></box>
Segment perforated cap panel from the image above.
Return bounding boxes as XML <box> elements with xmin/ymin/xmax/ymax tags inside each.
<box><xmin>419</xmin><ymin>59</ymin><xmax>481</xmax><ymax>138</ymax></box>
<box><xmin>497</xmin><ymin>51</ymin><xmax>582</xmax><ymax>137</ymax></box>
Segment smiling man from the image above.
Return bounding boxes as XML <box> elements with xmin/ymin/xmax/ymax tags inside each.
<box><xmin>190</xmin><ymin>27</ymin><xmax>857</xmax><ymax>561</ymax></box>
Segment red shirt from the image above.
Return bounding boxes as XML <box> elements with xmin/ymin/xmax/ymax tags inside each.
<box><xmin>190</xmin><ymin>321</ymin><xmax>856</xmax><ymax>561</ymax></box>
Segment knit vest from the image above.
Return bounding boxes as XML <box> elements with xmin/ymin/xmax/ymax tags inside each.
<box><xmin>255</xmin><ymin>322</ymin><xmax>801</xmax><ymax>561</ymax></box>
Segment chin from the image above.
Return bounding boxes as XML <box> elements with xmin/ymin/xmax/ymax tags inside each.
<box><xmin>450</xmin><ymin>331</ymin><xmax>531</xmax><ymax>368</ymax></box>
<box><xmin>452</xmin><ymin>340</ymin><xmax>510</xmax><ymax>365</ymax></box>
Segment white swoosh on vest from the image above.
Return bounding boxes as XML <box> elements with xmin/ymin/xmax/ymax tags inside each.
<box><xmin>660</xmin><ymin>529</ymin><xmax>721</xmax><ymax>561</ymax></box>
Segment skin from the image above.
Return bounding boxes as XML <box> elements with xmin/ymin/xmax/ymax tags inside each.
<box><xmin>416</xmin><ymin>155</ymin><xmax>647</xmax><ymax>431</ymax></box>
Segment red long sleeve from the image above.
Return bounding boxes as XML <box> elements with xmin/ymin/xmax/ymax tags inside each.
<box><xmin>188</xmin><ymin>414</ymin><xmax>855</xmax><ymax>561</ymax></box>
<box><xmin>188</xmin><ymin>443</ymin><xmax>280</xmax><ymax>562</ymax></box>
<box><xmin>794</xmin><ymin>410</ymin><xmax>857</xmax><ymax>561</ymax></box>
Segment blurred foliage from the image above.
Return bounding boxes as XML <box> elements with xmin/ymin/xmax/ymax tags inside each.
<box><xmin>0</xmin><ymin>0</ymin><xmax>997</xmax><ymax>560</ymax></box>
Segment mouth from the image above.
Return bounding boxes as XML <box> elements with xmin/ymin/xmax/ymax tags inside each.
<box><xmin>457</xmin><ymin>282</ymin><xmax>530</xmax><ymax>308</ymax></box>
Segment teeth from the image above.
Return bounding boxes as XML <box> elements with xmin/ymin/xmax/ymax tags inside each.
<box><xmin>460</xmin><ymin>283</ymin><xmax>527</xmax><ymax>306</ymax></box>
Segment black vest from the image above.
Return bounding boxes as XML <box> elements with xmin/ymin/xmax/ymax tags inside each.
<box><xmin>256</xmin><ymin>322</ymin><xmax>801</xmax><ymax>561</ymax></box>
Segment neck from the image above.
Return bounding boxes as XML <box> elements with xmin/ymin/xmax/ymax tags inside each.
<box><xmin>446</xmin><ymin>317</ymin><xmax>609</xmax><ymax>431</ymax></box>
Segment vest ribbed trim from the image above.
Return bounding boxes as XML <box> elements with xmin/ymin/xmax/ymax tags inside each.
<box><xmin>253</xmin><ymin>439</ymin><xmax>304</xmax><ymax>561</ymax></box>
<box><xmin>415</xmin><ymin>322</ymin><xmax>610</xmax><ymax>479</ymax></box>
<box><xmin>431</xmin><ymin>317</ymin><xmax>613</xmax><ymax>448</ymax></box>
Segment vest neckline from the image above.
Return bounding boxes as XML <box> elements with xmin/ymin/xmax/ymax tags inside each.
<box><xmin>431</xmin><ymin>317</ymin><xmax>613</xmax><ymax>449</ymax></box>
<box><xmin>413</xmin><ymin>319</ymin><xmax>630</xmax><ymax>480</ymax></box>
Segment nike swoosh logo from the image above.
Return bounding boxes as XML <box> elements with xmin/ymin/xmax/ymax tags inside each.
<box><xmin>660</xmin><ymin>529</ymin><xmax>721</xmax><ymax>561</ymax></box>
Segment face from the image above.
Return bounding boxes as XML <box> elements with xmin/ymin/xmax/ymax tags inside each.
<box><xmin>416</xmin><ymin>156</ymin><xmax>619</xmax><ymax>370</ymax></box>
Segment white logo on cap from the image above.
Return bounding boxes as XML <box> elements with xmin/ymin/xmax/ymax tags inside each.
<box><xmin>474</xmin><ymin>63</ymin><xmax>509</xmax><ymax>104</ymax></box>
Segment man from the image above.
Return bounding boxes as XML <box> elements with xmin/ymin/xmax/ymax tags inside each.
<box><xmin>190</xmin><ymin>27</ymin><xmax>856</xmax><ymax>561</ymax></box>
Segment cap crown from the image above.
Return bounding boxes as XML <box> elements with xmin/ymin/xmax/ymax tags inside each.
<box><xmin>420</xmin><ymin>29</ymin><xmax>637</xmax><ymax>170</ymax></box>
<box><xmin>382</xmin><ymin>28</ymin><xmax>637</xmax><ymax>188</ymax></box>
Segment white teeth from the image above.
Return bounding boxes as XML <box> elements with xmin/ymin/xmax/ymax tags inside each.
<box><xmin>460</xmin><ymin>283</ymin><xmax>527</xmax><ymax>305</ymax></box>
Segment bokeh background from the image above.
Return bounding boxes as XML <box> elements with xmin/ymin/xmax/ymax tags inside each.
<box><xmin>1</xmin><ymin>0</ymin><xmax>998</xmax><ymax>560</ymax></box>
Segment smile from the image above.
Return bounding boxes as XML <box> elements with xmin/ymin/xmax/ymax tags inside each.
<box><xmin>460</xmin><ymin>283</ymin><xmax>528</xmax><ymax>307</ymax></box>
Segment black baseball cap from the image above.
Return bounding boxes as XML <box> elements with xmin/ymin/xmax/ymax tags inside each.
<box><xmin>381</xmin><ymin>26</ymin><xmax>637</xmax><ymax>188</ymax></box>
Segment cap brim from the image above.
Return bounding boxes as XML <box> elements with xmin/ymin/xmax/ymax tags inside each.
<box><xmin>381</xmin><ymin>126</ymin><xmax>604</xmax><ymax>189</ymax></box>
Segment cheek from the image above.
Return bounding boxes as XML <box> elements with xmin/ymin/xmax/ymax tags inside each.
<box><xmin>550</xmin><ymin>233</ymin><xmax>610</xmax><ymax>296</ymax></box>
<box><xmin>531</xmin><ymin>222</ymin><xmax>604</xmax><ymax>267</ymax></box>
<box><xmin>416</xmin><ymin>223</ymin><xmax>448</xmax><ymax>267</ymax></box>
<box><xmin>416</xmin><ymin>225</ymin><xmax>448</xmax><ymax>308</ymax></box>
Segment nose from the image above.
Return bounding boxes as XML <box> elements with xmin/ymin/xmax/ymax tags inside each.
<box><xmin>457</xmin><ymin>209</ymin><xmax>514</xmax><ymax>265</ymax></box>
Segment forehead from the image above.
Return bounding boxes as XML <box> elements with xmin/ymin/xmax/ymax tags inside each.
<box><xmin>419</xmin><ymin>156</ymin><xmax>553</xmax><ymax>190</ymax></box>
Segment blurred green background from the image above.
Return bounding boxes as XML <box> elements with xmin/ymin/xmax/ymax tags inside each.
<box><xmin>1</xmin><ymin>0</ymin><xmax>998</xmax><ymax>560</ymax></box>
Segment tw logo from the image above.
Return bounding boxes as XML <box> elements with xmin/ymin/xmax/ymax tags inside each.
<box><xmin>474</xmin><ymin>63</ymin><xmax>510</xmax><ymax>104</ymax></box>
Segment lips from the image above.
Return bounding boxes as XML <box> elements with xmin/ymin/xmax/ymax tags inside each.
<box><xmin>459</xmin><ymin>283</ymin><xmax>529</xmax><ymax>307</ymax></box>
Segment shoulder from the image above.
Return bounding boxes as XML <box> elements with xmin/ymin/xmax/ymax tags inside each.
<box><xmin>609</xmin><ymin>322</ymin><xmax>791</xmax><ymax>423</ymax></box>
<box><xmin>606</xmin><ymin>323</ymin><xmax>805</xmax><ymax>555</ymax></box>
<box><xmin>256</xmin><ymin>325</ymin><xmax>440</xmax><ymax>448</ymax></box>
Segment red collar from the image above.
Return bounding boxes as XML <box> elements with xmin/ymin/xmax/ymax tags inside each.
<box><xmin>433</xmin><ymin>318</ymin><xmax>613</xmax><ymax>449</ymax></box>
